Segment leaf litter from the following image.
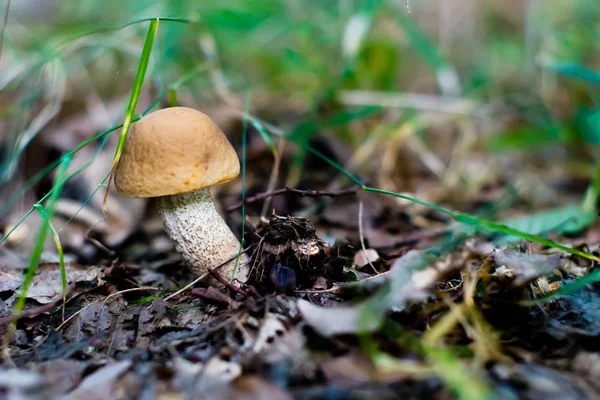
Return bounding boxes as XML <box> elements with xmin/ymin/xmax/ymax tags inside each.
<box><xmin>2</xmin><ymin>196</ymin><xmax>599</xmax><ymax>399</ymax></box>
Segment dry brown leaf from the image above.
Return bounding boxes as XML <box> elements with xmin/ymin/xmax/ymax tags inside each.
<box><xmin>0</xmin><ymin>262</ymin><xmax>100</xmax><ymax>304</ymax></box>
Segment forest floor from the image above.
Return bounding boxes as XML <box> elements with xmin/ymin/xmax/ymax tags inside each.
<box><xmin>3</xmin><ymin>2</ymin><xmax>600</xmax><ymax>399</ymax></box>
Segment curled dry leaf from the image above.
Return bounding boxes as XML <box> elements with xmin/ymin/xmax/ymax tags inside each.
<box><xmin>353</xmin><ymin>248</ymin><xmax>379</xmax><ymax>268</ymax></box>
<box><xmin>493</xmin><ymin>249</ymin><xmax>564</xmax><ymax>286</ymax></box>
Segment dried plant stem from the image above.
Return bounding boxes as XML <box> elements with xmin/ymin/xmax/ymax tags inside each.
<box><xmin>228</xmin><ymin>186</ymin><xmax>359</xmax><ymax>212</ymax></box>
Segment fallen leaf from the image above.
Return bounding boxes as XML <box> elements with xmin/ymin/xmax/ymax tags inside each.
<box><xmin>353</xmin><ymin>248</ymin><xmax>379</xmax><ymax>268</ymax></box>
<box><xmin>137</xmin><ymin>298</ymin><xmax>171</xmax><ymax>347</ymax></box>
<box><xmin>69</xmin><ymin>360</ymin><xmax>132</xmax><ymax>400</ymax></box>
<box><xmin>0</xmin><ymin>262</ymin><xmax>100</xmax><ymax>304</ymax></box>
<box><xmin>0</xmin><ymin>267</ymin><xmax>22</xmax><ymax>292</ymax></box>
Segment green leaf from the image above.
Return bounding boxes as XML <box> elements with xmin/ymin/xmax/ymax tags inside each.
<box><xmin>110</xmin><ymin>19</ymin><xmax>159</xmax><ymax>172</ymax></box>
<box><xmin>486</xmin><ymin>127</ymin><xmax>560</xmax><ymax>153</ymax></box>
<box><xmin>249</xmin><ymin>118</ymin><xmax>277</xmax><ymax>155</ymax></box>
<box><xmin>498</xmin><ymin>203</ymin><xmax>594</xmax><ymax>239</ymax></box>
<box><xmin>575</xmin><ymin>107</ymin><xmax>600</xmax><ymax>145</ymax></box>
<box><xmin>544</xmin><ymin>62</ymin><xmax>600</xmax><ymax>85</ymax></box>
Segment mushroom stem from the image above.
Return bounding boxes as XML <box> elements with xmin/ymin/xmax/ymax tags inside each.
<box><xmin>157</xmin><ymin>188</ymin><xmax>249</xmax><ymax>282</ymax></box>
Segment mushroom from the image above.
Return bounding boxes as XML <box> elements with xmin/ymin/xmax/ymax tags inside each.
<box><xmin>115</xmin><ymin>107</ymin><xmax>249</xmax><ymax>282</ymax></box>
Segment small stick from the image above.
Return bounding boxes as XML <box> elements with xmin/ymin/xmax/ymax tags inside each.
<box><xmin>227</xmin><ymin>186</ymin><xmax>359</xmax><ymax>212</ymax></box>
<box><xmin>209</xmin><ymin>270</ymin><xmax>248</xmax><ymax>297</ymax></box>
<box><xmin>164</xmin><ymin>248</ymin><xmax>251</xmax><ymax>301</ymax></box>
<box><xmin>192</xmin><ymin>287</ymin><xmax>236</xmax><ymax>306</ymax></box>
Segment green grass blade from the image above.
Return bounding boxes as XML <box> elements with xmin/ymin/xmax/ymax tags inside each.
<box><xmin>341</xmin><ymin>1</ymin><xmax>382</xmax><ymax>70</ymax></box>
<box><xmin>3</xmin><ymin>17</ymin><xmax>190</xmax><ymax>92</ymax></box>
<box><xmin>34</xmin><ymin>205</ymin><xmax>67</xmax><ymax>303</ymax></box>
<box><xmin>424</xmin><ymin>346</ymin><xmax>492</xmax><ymax>400</ymax></box>
<box><xmin>249</xmin><ymin>118</ymin><xmax>276</xmax><ymax>156</ymax></box>
<box><xmin>498</xmin><ymin>203</ymin><xmax>594</xmax><ymax>239</ymax></box>
<box><xmin>109</xmin><ymin>18</ymin><xmax>159</xmax><ymax>178</ymax></box>
<box><xmin>306</xmin><ymin>146</ymin><xmax>366</xmax><ymax>187</ymax></box>
<box><xmin>365</xmin><ymin>187</ymin><xmax>454</xmax><ymax>217</ymax></box>
<box><xmin>543</xmin><ymin>62</ymin><xmax>600</xmax><ymax>85</ymax></box>
<box><xmin>453</xmin><ymin>212</ymin><xmax>598</xmax><ymax>261</ymax></box>
<box><xmin>12</xmin><ymin>153</ymin><xmax>71</xmax><ymax>317</ymax></box>
<box><xmin>0</xmin><ymin>154</ymin><xmax>110</xmax><ymax>247</ymax></box>
<box><xmin>168</xmin><ymin>88</ymin><xmax>177</xmax><ymax>107</ymax></box>
<box><xmin>582</xmin><ymin>162</ymin><xmax>600</xmax><ymax>215</ymax></box>
<box><xmin>58</xmin><ymin>171</ymin><xmax>110</xmax><ymax>233</ymax></box>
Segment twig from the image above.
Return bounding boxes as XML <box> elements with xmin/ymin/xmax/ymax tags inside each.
<box><xmin>191</xmin><ymin>287</ymin><xmax>237</xmax><ymax>307</ymax></box>
<box><xmin>101</xmin><ymin>286</ymin><xmax>160</xmax><ymax>308</ymax></box>
<box><xmin>209</xmin><ymin>270</ymin><xmax>248</xmax><ymax>297</ymax></box>
<box><xmin>227</xmin><ymin>186</ymin><xmax>359</xmax><ymax>212</ymax></box>
<box><xmin>164</xmin><ymin>247</ymin><xmax>251</xmax><ymax>301</ymax></box>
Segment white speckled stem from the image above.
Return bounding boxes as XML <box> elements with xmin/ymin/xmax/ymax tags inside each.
<box><xmin>157</xmin><ymin>188</ymin><xmax>249</xmax><ymax>282</ymax></box>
